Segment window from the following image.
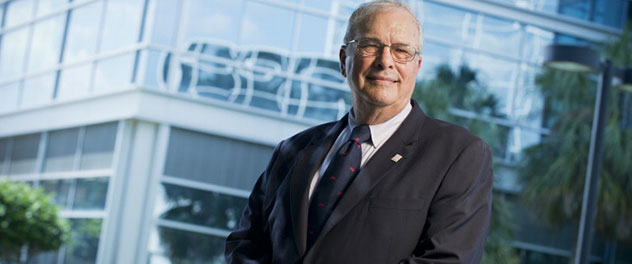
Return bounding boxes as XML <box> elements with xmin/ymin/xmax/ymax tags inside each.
<box><xmin>63</xmin><ymin>2</ymin><xmax>102</xmax><ymax>63</ymax></box>
<box><xmin>80</xmin><ymin>122</ymin><xmax>118</xmax><ymax>170</ymax></box>
<box><xmin>0</xmin><ymin>28</ymin><xmax>29</xmax><ymax>78</ymax></box>
<box><xmin>9</xmin><ymin>133</ymin><xmax>40</xmax><ymax>175</ymax></box>
<box><xmin>21</xmin><ymin>73</ymin><xmax>56</xmax><ymax>108</ymax></box>
<box><xmin>4</xmin><ymin>0</ymin><xmax>34</xmax><ymax>28</ymax></box>
<box><xmin>297</xmin><ymin>14</ymin><xmax>328</xmax><ymax>54</ymax></box>
<box><xmin>164</xmin><ymin>128</ymin><xmax>273</xmax><ymax>191</ymax></box>
<box><xmin>0</xmin><ymin>82</ymin><xmax>20</xmax><ymax>113</ymax></box>
<box><xmin>93</xmin><ymin>53</ymin><xmax>135</xmax><ymax>92</ymax></box>
<box><xmin>44</xmin><ymin>128</ymin><xmax>79</xmax><ymax>172</ymax></box>
<box><xmin>240</xmin><ymin>2</ymin><xmax>295</xmax><ymax>50</ymax></box>
<box><xmin>98</xmin><ymin>0</ymin><xmax>144</xmax><ymax>53</ymax></box>
<box><xmin>27</xmin><ymin>15</ymin><xmax>66</xmax><ymax>73</ymax></box>
<box><xmin>57</xmin><ymin>63</ymin><xmax>93</xmax><ymax>100</ymax></box>
<box><xmin>180</xmin><ymin>0</ymin><xmax>244</xmax><ymax>46</ymax></box>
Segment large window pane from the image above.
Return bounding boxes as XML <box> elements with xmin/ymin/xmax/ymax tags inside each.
<box><xmin>9</xmin><ymin>133</ymin><xmax>40</xmax><ymax>175</ymax></box>
<box><xmin>73</xmin><ymin>177</ymin><xmax>109</xmax><ymax>210</ymax></box>
<box><xmin>27</xmin><ymin>15</ymin><xmax>66</xmax><ymax>73</ymax></box>
<box><xmin>98</xmin><ymin>0</ymin><xmax>143</xmax><ymax>53</ymax></box>
<box><xmin>297</xmin><ymin>14</ymin><xmax>328</xmax><ymax>54</ymax></box>
<box><xmin>41</xmin><ymin>179</ymin><xmax>72</xmax><ymax>208</ymax></box>
<box><xmin>63</xmin><ymin>2</ymin><xmax>102</xmax><ymax>63</ymax></box>
<box><xmin>151</xmin><ymin>226</ymin><xmax>226</xmax><ymax>264</ymax></box>
<box><xmin>156</xmin><ymin>183</ymin><xmax>247</xmax><ymax>230</ymax></box>
<box><xmin>36</xmin><ymin>0</ymin><xmax>69</xmax><ymax>17</ymax></box>
<box><xmin>240</xmin><ymin>2</ymin><xmax>295</xmax><ymax>50</ymax></box>
<box><xmin>164</xmin><ymin>128</ymin><xmax>273</xmax><ymax>190</ymax></box>
<box><xmin>44</xmin><ymin>128</ymin><xmax>79</xmax><ymax>172</ymax></box>
<box><xmin>21</xmin><ymin>73</ymin><xmax>56</xmax><ymax>108</ymax></box>
<box><xmin>64</xmin><ymin>218</ymin><xmax>103</xmax><ymax>264</ymax></box>
<box><xmin>4</xmin><ymin>0</ymin><xmax>34</xmax><ymax>28</ymax></box>
<box><xmin>421</xmin><ymin>2</ymin><xmax>468</xmax><ymax>45</ymax></box>
<box><xmin>147</xmin><ymin>0</ymin><xmax>178</xmax><ymax>45</ymax></box>
<box><xmin>57</xmin><ymin>63</ymin><xmax>93</xmax><ymax>100</ymax></box>
<box><xmin>93</xmin><ymin>53</ymin><xmax>135</xmax><ymax>92</ymax></box>
<box><xmin>0</xmin><ymin>28</ymin><xmax>29</xmax><ymax>78</ymax></box>
<box><xmin>478</xmin><ymin>15</ymin><xmax>521</xmax><ymax>56</ymax></box>
<box><xmin>180</xmin><ymin>0</ymin><xmax>243</xmax><ymax>47</ymax></box>
<box><xmin>0</xmin><ymin>82</ymin><xmax>21</xmax><ymax>113</ymax></box>
<box><xmin>80</xmin><ymin>122</ymin><xmax>117</xmax><ymax>170</ymax></box>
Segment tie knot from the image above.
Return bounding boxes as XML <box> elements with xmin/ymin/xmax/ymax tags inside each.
<box><xmin>349</xmin><ymin>125</ymin><xmax>371</xmax><ymax>144</ymax></box>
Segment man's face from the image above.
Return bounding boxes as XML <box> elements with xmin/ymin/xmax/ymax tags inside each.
<box><xmin>340</xmin><ymin>8</ymin><xmax>422</xmax><ymax>113</ymax></box>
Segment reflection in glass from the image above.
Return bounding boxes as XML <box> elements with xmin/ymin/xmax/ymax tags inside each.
<box><xmin>241</xmin><ymin>2</ymin><xmax>295</xmax><ymax>50</ymax></box>
<box><xmin>303</xmin><ymin>0</ymin><xmax>332</xmax><ymax>11</ymax></box>
<box><xmin>64</xmin><ymin>218</ymin><xmax>103</xmax><ymax>264</ymax></box>
<box><xmin>93</xmin><ymin>53</ymin><xmax>135</xmax><ymax>92</ymax></box>
<box><xmin>155</xmin><ymin>226</ymin><xmax>226</xmax><ymax>264</ymax></box>
<box><xmin>80</xmin><ymin>122</ymin><xmax>117</xmax><ymax>170</ymax></box>
<box><xmin>138</xmin><ymin>49</ymin><xmax>165</xmax><ymax>89</ymax></box>
<box><xmin>63</xmin><ymin>2</ymin><xmax>102</xmax><ymax>63</ymax></box>
<box><xmin>41</xmin><ymin>179</ymin><xmax>72</xmax><ymax>208</ymax></box>
<box><xmin>36</xmin><ymin>0</ymin><xmax>69</xmax><ymax>17</ymax></box>
<box><xmin>164</xmin><ymin>128</ymin><xmax>273</xmax><ymax>190</ymax></box>
<box><xmin>4</xmin><ymin>0</ymin><xmax>34</xmax><ymax>28</ymax></box>
<box><xmin>27</xmin><ymin>15</ymin><xmax>66</xmax><ymax>73</ymax></box>
<box><xmin>478</xmin><ymin>15</ymin><xmax>521</xmax><ymax>56</ymax></box>
<box><xmin>21</xmin><ymin>73</ymin><xmax>56</xmax><ymax>108</ymax></box>
<box><xmin>157</xmin><ymin>183</ymin><xmax>247</xmax><ymax>230</ymax></box>
<box><xmin>422</xmin><ymin>2</ymin><xmax>468</xmax><ymax>45</ymax></box>
<box><xmin>180</xmin><ymin>0</ymin><xmax>244</xmax><ymax>46</ymax></box>
<box><xmin>463</xmin><ymin>52</ymin><xmax>518</xmax><ymax>116</ymax></box>
<box><xmin>99</xmin><ymin>0</ymin><xmax>143</xmax><ymax>53</ymax></box>
<box><xmin>57</xmin><ymin>63</ymin><xmax>93</xmax><ymax>100</ymax></box>
<box><xmin>0</xmin><ymin>28</ymin><xmax>29</xmax><ymax>78</ymax></box>
<box><xmin>147</xmin><ymin>0</ymin><xmax>178</xmax><ymax>45</ymax></box>
<box><xmin>9</xmin><ymin>133</ymin><xmax>40</xmax><ymax>175</ymax></box>
<box><xmin>522</xmin><ymin>26</ymin><xmax>554</xmax><ymax>64</ymax></box>
<box><xmin>73</xmin><ymin>177</ymin><xmax>109</xmax><ymax>210</ymax></box>
<box><xmin>44</xmin><ymin>128</ymin><xmax>79</xmax><ymax>172</ymax></box>
<box><xmin>0</xmin><ymin>82</ymin><xmax>20</xmax><ymax>113</ymax></box>
<box><xmin>297</xmin><ymin>14</ymin><xmax>328</xmax><ymax>54</ymax></box>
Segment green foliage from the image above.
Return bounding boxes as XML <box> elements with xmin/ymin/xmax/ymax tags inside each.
<box><xmin>0</xmin><ymin>180</ymin><xmax>70</xmax><ymax>262</ymax></box>
<box><xmin>413</xmin><ymin>64</ymin><xmax>519</xmax><ymax>262</ymax></box>
<box><xmin>518</xmin><ymin>29</ymin><xmax>632</xmax><ymax>244</ymax></box>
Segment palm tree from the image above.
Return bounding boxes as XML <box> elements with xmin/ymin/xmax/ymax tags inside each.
<box><xmin>518</xmin><ymin>28</ymin><xmax>632</xmax><ymax>259</ymax></box>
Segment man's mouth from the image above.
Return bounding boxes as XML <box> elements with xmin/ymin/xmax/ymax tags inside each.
<box><xmin>367</xmin><ymin>76</ymin><xmax>398</xmax><ymax>82</ymax></box>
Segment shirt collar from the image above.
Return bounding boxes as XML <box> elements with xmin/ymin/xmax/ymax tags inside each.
<box><xmin>348</xmin><ymin>102</ymin><xmax>412</xmax><ymax>148</ymax></box>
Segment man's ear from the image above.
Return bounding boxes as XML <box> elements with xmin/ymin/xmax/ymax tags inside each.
<box><xmin>339</xmin><ymin>47</ymin><xmax>347</xmax><ymax>77</ymax></box>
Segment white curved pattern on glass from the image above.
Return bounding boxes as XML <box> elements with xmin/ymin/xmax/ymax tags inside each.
<box><xmin>159</xmin><ymin>39</ymin><xmax>351</xmax><ymax>122</ymax></box>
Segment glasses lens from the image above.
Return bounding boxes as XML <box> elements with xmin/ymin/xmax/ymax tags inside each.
<box><xmin>356</xmin><ymin>39</ymin><xmax>380</xmax><ymax>55</ymax></box>
<box><xmin>391</xmin><ymin>44</ymin><xmax>416</xmax><ymax>61</ymax></box>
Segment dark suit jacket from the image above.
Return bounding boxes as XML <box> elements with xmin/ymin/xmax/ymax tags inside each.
<box><xmin>225</xmin><ymin>100</ymin><xmax>493</xmax><ymax>263</ymax></box>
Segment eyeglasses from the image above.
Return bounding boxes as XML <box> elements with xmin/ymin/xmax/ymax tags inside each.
<box><xmin>345</xmin><ymin>38</ymin><xmax>419</xmax><ymax>63</ymax></box>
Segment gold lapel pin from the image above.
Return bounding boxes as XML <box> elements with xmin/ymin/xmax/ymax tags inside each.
<box><xmin>391</xmin><ymin>154</ymin><xmax>403</xmax><ymax>162</ymax></box>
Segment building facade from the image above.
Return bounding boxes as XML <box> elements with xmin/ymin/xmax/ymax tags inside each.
<box><xmin>0</xmin><ymin>0</ymin><xmax>629</xmax><ymax>263</ymax></box>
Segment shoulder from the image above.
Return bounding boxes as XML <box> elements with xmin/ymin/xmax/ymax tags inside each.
<box><xmin>417</xmin><ymin>115</ymin><xmax>491</xmax><ymax>158</ymax></box>
<box><xmin>277</xmin><ymin>121</ymin><xmax>338</xmax><ymax>153</ymax></box>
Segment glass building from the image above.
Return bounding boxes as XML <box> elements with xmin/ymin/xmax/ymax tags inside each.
<box><xmin>0</xmin><ymin>0</ymin><xmax>629</xmax><ymax>263</ymax></box>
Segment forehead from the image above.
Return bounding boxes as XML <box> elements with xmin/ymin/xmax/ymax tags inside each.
<box><xmin>355</xmin><ymin>7</ymin><xmax>419</xmax><ymax>42</ymax></box>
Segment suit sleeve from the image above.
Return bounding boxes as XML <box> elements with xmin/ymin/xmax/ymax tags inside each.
<box><xmin>402</xmin><ymin>139</ymin><xmax>494</xmax><ymax>264</ymax></box>
<box><xmin>225</xmin><ymin>140</ymin><xmax>284</xmax><ymax>263</ymax></box>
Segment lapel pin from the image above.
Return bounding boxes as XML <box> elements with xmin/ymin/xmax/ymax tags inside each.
<box><xmin>391</xmin><ymin>154</ymin><xmax>403</xmax><ymax>162</ymax></box>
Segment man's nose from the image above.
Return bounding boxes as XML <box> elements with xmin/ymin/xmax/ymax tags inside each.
<box><xmin>374</xmin><ymin>45</ymin><xmax>395</xmax><ymax>69</ymax></box>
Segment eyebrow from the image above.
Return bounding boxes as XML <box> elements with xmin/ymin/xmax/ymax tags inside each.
<box><xmin>359</xmin><ymin>37</ymin><xmax>412</xmax><ymax>46</ymax></box>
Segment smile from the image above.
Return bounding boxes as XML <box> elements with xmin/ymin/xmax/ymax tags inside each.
<box><xmin>366</xmin><ymin>76</ymin><xmax>398</xmax><ymax>82</ymax></box>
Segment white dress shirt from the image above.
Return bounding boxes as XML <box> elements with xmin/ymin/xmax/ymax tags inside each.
<box><xmin>308</xmin><ymin>103</ymin><xmax>413</xmax><ymax>199</ymax></box>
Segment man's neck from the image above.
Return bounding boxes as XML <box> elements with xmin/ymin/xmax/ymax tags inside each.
<box><xmin>352</xmin><ymin>100</ymin><xmax>410</xmax><ymax>125</ymax></box>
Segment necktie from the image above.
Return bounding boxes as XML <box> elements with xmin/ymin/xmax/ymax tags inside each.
<box><xmin>307</xmin><ymin>125</ymin><xmax>371</xmax><ymax>248</ymax></box>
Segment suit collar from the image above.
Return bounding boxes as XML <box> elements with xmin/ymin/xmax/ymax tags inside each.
<box><xmin>289</xmin><ymin>114</ymin><xmax>348</xmax><ymax>256</ymax></box>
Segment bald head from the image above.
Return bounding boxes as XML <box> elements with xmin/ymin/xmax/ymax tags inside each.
<box><xmin>343</xmin><ymin>0</ymin><xmax>423</xmax><ymax>51</ymax></box>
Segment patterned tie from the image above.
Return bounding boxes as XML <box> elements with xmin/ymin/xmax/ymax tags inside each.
<box><xmin>307</xmin><ymin>125</ymin><xmax>371</xmax><ymax>248</ymax></box>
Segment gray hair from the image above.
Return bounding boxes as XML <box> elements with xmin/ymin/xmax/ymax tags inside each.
<box><xmin>343</xmin><ymin>0</ymin><xmax>423</xmax><ymax>51</ymax></box>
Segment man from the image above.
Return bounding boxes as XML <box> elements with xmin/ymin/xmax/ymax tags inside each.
<box><xmin>225</xmin><ymin>1</ymin><xmax>493</xmax><ymax>263</ymax></box>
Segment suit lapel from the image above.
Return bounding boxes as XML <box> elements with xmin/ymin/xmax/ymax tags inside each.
<box><xmin>314</xmin><ymin>101</ymin><xmax>427</xmax><ymax>246</ymax></box>
<box><xmin>289</xmin><ymin>116</ymin><xmax>347</xmax><ymax>256</ymax></box>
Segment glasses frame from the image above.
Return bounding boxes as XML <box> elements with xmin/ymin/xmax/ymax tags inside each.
<box><xmin>344</xmin><ymin>38</ymin><xmax>419</xmax><ymax>63</ymax></box>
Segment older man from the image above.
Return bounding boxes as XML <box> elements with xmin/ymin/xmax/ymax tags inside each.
<box><xmin>225</xmin><ymin>1</ymin><xmax>493</xmax><ymax>263</ymax></box>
